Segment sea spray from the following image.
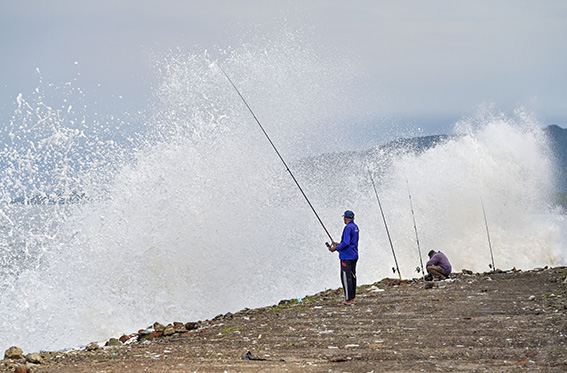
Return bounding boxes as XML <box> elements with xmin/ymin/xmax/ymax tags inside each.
<box><xmin>0</xmin><ymin>33</ymin><xmax>564</xmax><ymax>355</ymax></box>
<box><xmin>0</xmin><ymin>29</ymin><xmax>359</xmax><ymax>353</ymax></box>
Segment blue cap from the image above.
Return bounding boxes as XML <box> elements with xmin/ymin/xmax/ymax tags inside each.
<box><xmin>343</xmin><ymin>210</ymin><xmax>355</xmax><ymax>219</ymax></box>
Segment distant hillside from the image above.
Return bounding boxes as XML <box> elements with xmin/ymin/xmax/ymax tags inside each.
<box><xmin>545</xmin><ymin>124</ymin><xmax>567</xmax><ymax>160</ymax></box>
<box><xmin>544</xmin><ymin>124</ymin><xmax>567</xmax><ymax>178</ymax></box>
<box><xmin>544</xmin><ymin>125</ymin><xmax>567</xmax><ymax>203</ymax></box>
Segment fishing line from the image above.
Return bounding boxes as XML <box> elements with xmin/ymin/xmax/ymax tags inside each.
<box><xmin>368</xmin><ymin>168</ymin><xmax>402</xmax><ymax>279</ymax></box>
<box><xmin>480</xmin><ymin>196</ymin><xmax>496</xmax><ymax>270</ymax></box>
<box><xmin>406</xmin><ymin>179</ymin><xmax>425</xmax><ymax>279</ymax></box>
<box><xmin>217</xmin><ymin>63</ymin><xmax>334</xmax><ymax>244</ymax></box>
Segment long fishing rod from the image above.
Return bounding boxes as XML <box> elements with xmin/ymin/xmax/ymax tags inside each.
<box><xmin>217</xmin><ymin>64</ymin><xmax>334</xmax><ymax>244</ymax></box>
<box><xmin>406</xmin><ymin>179</ymin><xmax>425</xmax><ymax>280</ymax></box>
<box><xmin>480</xmin><ymin>196</ymin><xmax>496</xmax><ymax>271</ymax></box>
<box><xmin>368</xmin><ymin>168</ymin><xmax>402</xmax><ymax>279</ymax></box>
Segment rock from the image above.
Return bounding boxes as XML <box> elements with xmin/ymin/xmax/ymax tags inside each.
<box><xmin>85</xmin><ymin>342</ymin><xmax>100</xmax><ymax>351</ymax></box>
<box><xmin>173</xmin><ymin>322</ymin><xmax>188</xmax><ymax>333</ymax></box>
<box><xmin>153</xmin><ymin>322</ymin><xmax>166</xmax><ymax>332</ymax></box>
<box><xmin>4</xmin><ymin>346</ymin><xmax>24</xmax><ymax>360</ymax></box>
<box><xmin>185</xmin><ymin>322</ymin><xmax>198</xmax><ymax>331</ymax></box>
<box><xmin>138</xmin><ymin>329</ymin><xmax>150</xmax><ymax>336</ymax></box>
<box><xmin>462</xmin><ymin>269</ymin><xmax>473</xmax><ymax>275</ymax></box>
<box><xmin>13</xmin><ymin>367</ymin><xmax>30</xmax><ymax>373</ymax></box>
<box><xmin>163</xmin><ymin>326</ymin><xmax>175</xmax><ymax>336</ymax></box>
<box><xmin>26</xmin><ymin>352</ymin><xmax>44</xmax><ymax>364</ymax></box>
<box><xmin>424</xmin><ymin>282</ymin><xmax>435</xmax><ymax>289</ymax></box>
<box><xmin>119</xmin><ymin>334</ymin><xmax>131</xmax><ymax>343</ymax></box>
<box><xmin>105</xmin><ymin>338</ymin><xmax>122</xmax><ymax>347</ymax></box>
<box><xmin>529</xmin><ymin>295</ymin><xmax>536</xmax><ymax>301</ymax></box>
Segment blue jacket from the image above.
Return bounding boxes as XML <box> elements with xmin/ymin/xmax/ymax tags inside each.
<box><xmin>336</xmin><ymin>221</ymin><xmax>359</xmax><ymax>260</ymax></box>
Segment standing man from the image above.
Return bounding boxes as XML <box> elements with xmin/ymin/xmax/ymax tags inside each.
<box><xmin>329</xmin><ymin>210</ymin><xmax>359</xmax><ymax>305</ymax></box>
<box><xmin>425</xmin><ymin>250</ymin><xmax>452</xmax><ymax>280</ymax></box>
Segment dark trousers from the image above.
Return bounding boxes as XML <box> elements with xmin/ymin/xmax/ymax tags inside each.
<box><xmin>340</xmin><ymin>259</ymin><xmax>357</xmax><ymax>301</ymax></box>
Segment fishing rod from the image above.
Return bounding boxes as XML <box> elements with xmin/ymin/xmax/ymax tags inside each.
<box><xmin>368</xmin><ymin>168</ymin><xmax>402</xmax><ymax>279</ymax></box>
<box><xmin>217</xmin><ymin>64</ymin><xmax>334</xmax><ymax>245</ymax></box>
<box><xmin>480</xmin><ymin>196</ymin><xmax>496</xmax><ymax>271</ymax></box>
<box><xmin>406</xmin><ymin>179</ymin><xmax>425</xmax><ymax>280</ymax></box>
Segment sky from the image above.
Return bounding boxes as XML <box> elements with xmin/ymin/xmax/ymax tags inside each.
<box><xmin>1</xmin><ymin>0</ymin><xmax>566</xmax><ymax>141</ymax></box>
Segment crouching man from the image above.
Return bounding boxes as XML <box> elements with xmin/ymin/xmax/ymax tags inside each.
<box><xmin>425</xmin><ymin>250</ymin><xmax>451</xmax><ymax>280</ymax></box>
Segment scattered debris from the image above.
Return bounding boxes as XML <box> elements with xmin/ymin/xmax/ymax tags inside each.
<box><xmin>241</xmin><ymin>350</ymin><xmax>284</xmax><ymax>362</ymax></box>
<box><xmin>241</xmin><ymin>351</ymin><xmax>266</xmax><ymax>361</ymax></box>
<box><xmin>329</xmin><ymin>356</ymin><xmax>353</xmax><ymax>362</ymax></box>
